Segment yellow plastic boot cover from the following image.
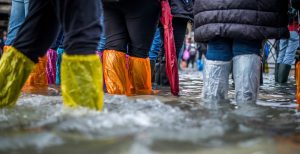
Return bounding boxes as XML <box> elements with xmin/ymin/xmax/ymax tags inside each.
<box><xmin>103</xmin><ymin>50</ymin><xmax>133</xmax><ymax>95</ymax></box>
<box><xmin>128</xmin><ymin>56</ymin><xmax>152</xmax><ymax>95</ymax></box>
<box><xmin>0</xmin><ymin>47</ymin><xmax>35</xmax><ymax>108</ymax></box>
<box><xmin>23</xmin><ymin>55</ymin><xmax>48</xmax><ymax>92</ymax></box>
<box><xmin>61</xmin><ymin>53</ymin><xmax>104</xmax><ymax>111</ymax></box>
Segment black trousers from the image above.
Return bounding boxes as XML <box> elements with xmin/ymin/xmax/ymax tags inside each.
<box><xmin>172</xmin><ymin>18</ymin><xmax>189</xmax><ymax>58</ymax></box>
<box><xmin>103</xmin><ymin>0</ymin><xmax>160</xmax><ymax>58</ymax></box>
<box><xmin>13</xmin><ymin>0</ymin><xmax>102</xmax><ymax>63</ymax></box>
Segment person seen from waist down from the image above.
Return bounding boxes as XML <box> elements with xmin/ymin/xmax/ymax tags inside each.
<box><xmin>102</xmin><ymin>0</ymin><xmax>160</xmax><ymax>95</ymax></box>
<box><xmin>276</xmin><ymin>0</ymin><xmax>300</xmax><ymax>83</ymax></box>
<box><xmin>186</xmin><ymin>42</ymin><xmax>197</xmax><ymax>69</ymax></box>
<box><xmin>194</xmin><ymin>0</ymin><xmax>289</xmax><ymax>104</ymax></box>
<box><xmin>0</xmin><ymin>0</ymin><xmax>104</xmax><ymax>111</ymax></box>
<box><xmin>153</xmin><ymin>0</ymin><xmax>194</xmax><ymax>86</ymax></box>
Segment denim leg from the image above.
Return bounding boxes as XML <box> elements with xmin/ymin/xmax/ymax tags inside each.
<box><xmin>206</xmin><ymin>38</ymin><xmax>233</xmax><ymax>61</ymax></box>
<box><xmin>24</xmin><ymin>0</ymin><xmax>29</xmax><ymax>16</ymax></box>
<box><xmin>282</xmin><ymin>31</ymin><xmax>299</xmax><ymax>65</ymax></box>
<box><xmin>5</xmin><ymin>0</ymin><xmax>27</xmax><ymax>45</ymax></box>
<box><xmin>232</xmin><ymin>39</ymin><xmax>262</xmax><ymax>57</ymax></box>
<box><xmin>97</xmin><ymin>15</ymin><xmax>106</xmax><ymax>52</ymax></box>
<box><xmin>149</xmin><ymin>28</ymin><xmax>162</xmax><ymax>61</ymax></box>
<box><xmin>277</xmin><ymin>39</ymin><xmax>288</xmax><ymax>63</ymax></box>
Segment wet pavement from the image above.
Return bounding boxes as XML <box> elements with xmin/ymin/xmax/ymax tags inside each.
<box><xmin>0</xmin><ymin>70</ymin><xmax>299</xmax><ymax>154</ymax></box>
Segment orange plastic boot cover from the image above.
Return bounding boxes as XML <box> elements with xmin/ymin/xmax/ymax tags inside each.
<box><xmin>3</xmin><ymin>46</ymin><xmax>11</xmax><ymax>53</ymax></box>
<box><xmin>103</xmin><ymin>50</ymin><xmax>133</xmax><ymax>95</ymax></box>
<box><xmin>296</xmin><ymin>62</ymin><xmax>300</xmax><ymax>105</ymax></box>
<box><xmin>128</xmin><ymin>56</ymin><xmax>152</xmax><ymax>95</ymax></box>
<box><xmin>23</xmin><ymin>55</ymin><xmax>48</xmax><ymax>92</ymax></box>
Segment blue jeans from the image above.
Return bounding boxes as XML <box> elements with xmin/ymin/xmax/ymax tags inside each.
<box><xmin>206</xmin><ymin>38</ymin><xmax>262</xmax><ymax>61</ymax></box>
<box><xmin>5</xmin><ymin>0</ymin><xmax>29</xmax><ymax>45</ymax></box>
<box><xmin>149</xmin><ymin>28</ymin><xmax>162</xmax><ymax>61</ymax></box>
<box><xmin>97</xmin><ymin>15</ymin><xmax>106</xmax><ymax>52</ymax></box>
<box><xmin>277</xmin><ymin>31</ymin><xmax>299</xmax><ymax>65</ymax></box>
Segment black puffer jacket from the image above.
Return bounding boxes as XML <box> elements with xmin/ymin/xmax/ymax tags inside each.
<box><xmin>194</xmin><ymin>0</ymin><xmax>289</xmax><ymax>42</ymax></box>
<box><xmin>169</xmin><ymin>0</ymin><xmax>194</xmax><ymax>20</ymax></box>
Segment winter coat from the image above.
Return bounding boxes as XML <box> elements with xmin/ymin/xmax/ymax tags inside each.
<box><xmin>194</xmin><ymin>0</ymin><xmax>290</xmax><ymax>42</ymax></box>
<box><xmin>292</xmin><ymin>0</ymin><xmax>300</xmax><ymax>9</ymax></box>
<box><xmin>169</xmin><ymin>0</ymin><xmax>194</xmax><ymax>21</ymax></box>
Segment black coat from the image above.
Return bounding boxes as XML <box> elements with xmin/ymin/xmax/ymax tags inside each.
<box><xmin>292</xmin><ymin>0</ymin><xmax>300</xmax><ymax>9</ymax></box>
<box><xmin>169</xmin><ymin>0</ymin><xmax>194</xmax><ymax>20</ymax></box>
<box><xmin>194</xmin><ymin>0</ymin><xmax>290</xmax><ymax>42</ymax></box>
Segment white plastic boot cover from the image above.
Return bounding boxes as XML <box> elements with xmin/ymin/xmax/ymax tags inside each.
<box><xmin>233</xmin><ymin>54</ymin><xmax>261</xmax><ymax>104</ymax></box>
<box><xmin>202</xmin><ymin>59</ymin><xmax>231</xmax><ymax>102</ymax></box>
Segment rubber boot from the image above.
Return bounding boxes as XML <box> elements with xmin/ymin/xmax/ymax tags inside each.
<box><xmin>150</xmin><ymin>60</ymin><xmax>156</xmax><ymax>82</ymax></box>
<box><xmin>103</xmin><ymin>50</ymin><xmax>132</xmax><ymax>95</ymax></box>
<box><xmin>22</xmin><ymin>55</ymin><xmax>48</xmax><ymax>92</ymax></box>
<box><xmin>277</xmin><ymin>64</ymin><xmax>292</xmax><ymax>83</ymax></box>
<box><xmin>202</xmin><ymin>59</ymin><xmax>231</xmax><ymax>103</ymax></box>
<box><xmin>233</xmin><ymin>54</ymin><xmax>261</xmax><ymax>104</ymax></box>
<box><xmin>274</xmin><ymin>63</ymin><xmax>279</xmax><ymax>82</ymax></box>
<box><xmin>61</xmin><ymin>54</ymin><xmax>104</xmax><ymax>111</ymax></box>
<box><xmin>128</xmin><ymin>56</ymin><xmax>152</xmax><ymax>95</ymax></box>
<box><xmin>0</xmin><ymin>47</ymin><xmax>35</xmax><ymax>108</ymax></box>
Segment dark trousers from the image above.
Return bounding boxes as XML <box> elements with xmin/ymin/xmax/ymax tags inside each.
<box><xmin>172</xmin><ymin>18</ymin><xmax>189</xmax><ymax>58</ymax></box>
<box><xmin>13</xmin><ymin>0</ymin><xmax>102</xmax><ymax>63</ymax></box>
<box><xmin>103</xmin><ymin>0</ymin><xmax>160</xmax><ymax>58</ymax></box>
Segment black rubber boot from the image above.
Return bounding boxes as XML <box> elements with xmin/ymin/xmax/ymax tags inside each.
<box><xmin>277</xmin><ymin>64</ymin><xmax>291</xmax><ymax>83</ymax></box>
<box><xmin>150</xmin><ymin>60</ymin><xmax>156</xmax><ymax>82</ymax></box>
<box><xmin>274</xmin><ymin>63</ymin><xmax>279</xmax><ymax>82</ymax></box>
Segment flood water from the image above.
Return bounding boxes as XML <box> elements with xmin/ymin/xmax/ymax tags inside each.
<box><xmin>0</xmin><ymin>71</ymin><xmax>299</xmax><ymax>154</ymax></box>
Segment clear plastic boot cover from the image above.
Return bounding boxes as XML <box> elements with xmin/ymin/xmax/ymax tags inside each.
<box><xmin>233</xmin><ymin>54</ymin><xmax>261</xmax><ymax>104</ymax></box>
<box><xmin>202</xmin><ymin>59</ymin><xmax>231</xmax><ymax>103</ymax></box>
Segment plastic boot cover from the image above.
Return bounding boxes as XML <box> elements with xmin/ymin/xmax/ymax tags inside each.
<box><xmin>202</xmin><ymin>59</ymin><xmax>231</xmax><ymax>103</ymax></box>
<box><xmin>103</xmin><ymin>50</ymin><xmax>132</xmax><ymax>95</ymax></box>
<box><xmin>96</xmin><ymin>51</ymin><xmax>103</xmax><ymax>62</ymax></box>
<box><xmin>3</xmin><ymin>46</ymin><xmax>11</xmax><ymax>53</ymax></box>
<box><xmin>56</xmin><ymin>48</ymin><xmax>64</xmax><ymax>85</ymax></box>
<box><xmin>46</xmin><ymin>49</ymin><xmax>58</xmax><ymax>85</ymax></box>
<box><xmin>296</xmin><ymin>62</ymin><xmax>300</xmax><ymax>104</ymax></box>
<box><xmin>277</xmin><ymin>64</ymin><xmax>292</xmax><ymax>83</ymax></box>
<box><xmin>0</xmin><ymin>47</ymin><xmax>35</xmax><ymax>108</ymax></box>
<box><xmin>61</xmin><ymin>54</ymin><xmax>104</xmax><ymax>111</ymax></box>
<box><xmin>23</xmin><ymin>55</ymin><xmax>48</xmax><ymax>92</ymax></box>
<box><xmin>233</xmin><ymin>54</ymin><xmax>261</xmax><ymax>104</ymax></box>
<box><xmin>129</xmin><ymin>56</ymin><xmax>152</xmax><ymax>95</ymax></box>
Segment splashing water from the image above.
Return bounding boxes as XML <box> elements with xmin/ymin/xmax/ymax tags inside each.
<box><xmin>0</xmin><ymin>71</ymin><xmax>299</xmax><ymax>154</ymax></box>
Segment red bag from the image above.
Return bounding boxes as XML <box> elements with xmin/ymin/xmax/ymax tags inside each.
<box><xmin>160</xmin><ymin>0</ymin><xmax>179</xmax><ymax>96</ymax></box>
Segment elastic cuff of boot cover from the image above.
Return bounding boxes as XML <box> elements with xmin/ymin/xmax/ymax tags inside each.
<box><xmin>62</xmin><ymin>53</ymin><xmax>100</xmax><ymax>61</ymax></box>
<box><xmin>233</xmin><ymin>54</ymin><xmax>261</xmax><ymax>61</ymax></box>
<box><xmin>204</xmin><ymin>58</ymin><xmax>232</xmax><ymax>65</ymax></box>
<box><xmin>104</xmin><ymin>50</ymin><xmax>126</xmax><ymax>55</ymax></box>
<box><xmin>6</xmin><ymin>47</ymin><xmax>35</xmax><ymax>66</ymax></box>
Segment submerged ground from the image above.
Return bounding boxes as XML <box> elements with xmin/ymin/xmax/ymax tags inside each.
<box><xmin>0</xmin><ymin>71</ymin><xmax>299</xmax><ymax>154</ymax></box>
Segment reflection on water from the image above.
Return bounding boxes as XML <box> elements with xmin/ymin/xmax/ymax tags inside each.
<box><xmin>0</xmin><ymin>71</ymin><xmax>299</xmax><ymax>154</ymax></box>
